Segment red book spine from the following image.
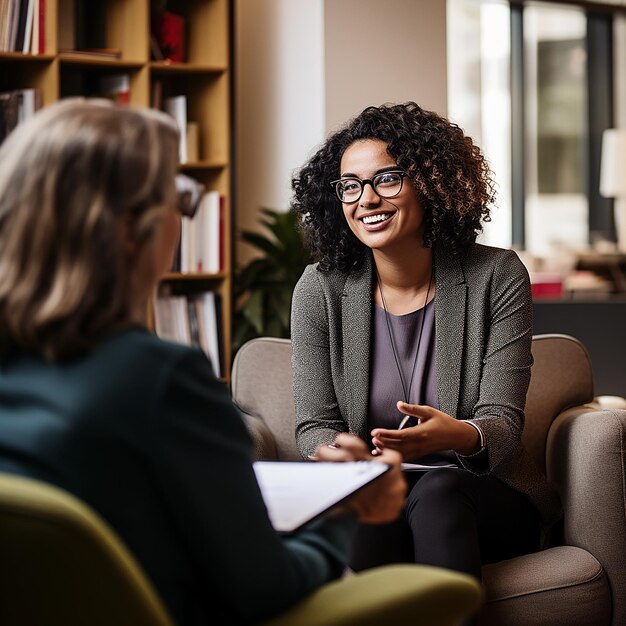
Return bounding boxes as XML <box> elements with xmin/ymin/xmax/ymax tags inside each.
<box><xmin>38</xmin><ymin>0</ymin><xmax>45</xmax><ymax>53</ymax></box>
<box><xmin>155</xmin><ymin>11</ymin><xmax>185</xmax><ymax>63</ymax></box>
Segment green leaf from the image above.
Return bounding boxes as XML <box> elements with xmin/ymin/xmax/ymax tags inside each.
<box><xmin>240</xmin><ymin>231</ymin><xmax>280</xmax><ymax>257</ymax></box>
<box><xmin>232</xmin><ymin>206</ymin><xmax>312</xmax><ymax>357</ymax></box>
<box><xmin>242</xmin><ymin>290</ymin><xmax>264</xmax><ymax>334</ymax></box>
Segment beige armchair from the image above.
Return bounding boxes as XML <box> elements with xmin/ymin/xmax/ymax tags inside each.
<box><xmin>232</xmin><ymin>334</ymin><xmax>626</xmax><ymax>626</ymax></box>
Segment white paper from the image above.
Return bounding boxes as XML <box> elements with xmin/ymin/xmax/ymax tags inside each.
<box><xmin>401</xmin><ymin>461</ymin><xmax>458</xmax><ymax>472</ymax></box>
<box><xmin>253</xmin><ymin>461</ymin><xmax>389</xmax><ymax>533</ymax></box>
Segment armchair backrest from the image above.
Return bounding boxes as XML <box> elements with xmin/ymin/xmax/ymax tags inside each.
<box><xmin>0</xmin><ymin>472</ymin><xmax>174</xmax><ymax>626</ymax></box>
<box><xmin>524</xmin><ymin>334</ymin><xmax>594</xmax><ymax>473</ymax></box>
<box><xmin>232</xmin><ymin>334</ymin><xmax>595</xmax><ymax>471</ymax></box>
<box><xmin>232</xmin><ymin>337</ymin><xmax>299</xmax><ymax>460</ymax></box>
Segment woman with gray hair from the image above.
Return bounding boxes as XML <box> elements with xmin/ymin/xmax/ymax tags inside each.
<box><xmin>0</xmin><ymin>100</ymin><xmax>405</xmax><ymax>626</ymax></box>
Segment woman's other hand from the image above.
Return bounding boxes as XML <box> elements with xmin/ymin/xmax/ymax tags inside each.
<box><xmin>370</xmin><ymin>401</ymin><xmax>480</xmax><ymax>461</ymax></box>
<box><xmin>314</xmin><ymin>433</ymin><xmax>406</xmax><ymax>524</ymax></box>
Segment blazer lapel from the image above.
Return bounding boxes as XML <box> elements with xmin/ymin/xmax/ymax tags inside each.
<box><xmin>434</xmin><ymin>247</ymin><xmax>467</xmax><ymax>418</ymax></box>
<box><xmin>341</xmin><ymin>256</ymin><xmax>373</xmax><ymax>440</ymax></box>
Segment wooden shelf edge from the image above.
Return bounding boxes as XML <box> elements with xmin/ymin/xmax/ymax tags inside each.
<box><xmin>58</xmin><ymin>53</ymin><xmax>145</xmax><ymax>68</ymax></box>
<box><xmin>0</xmin><ymin>52</ymin><xmax>55</xmax><ymax>62</ymax></box>
<box><xmin>149</xmin><ymin>61</ymin><xmax>227</xmax><ymax>75</ymax></box>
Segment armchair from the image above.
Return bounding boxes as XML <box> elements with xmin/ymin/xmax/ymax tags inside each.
<box><xmin>232</xmin><ymin>334</ymin><xmax>626</xmax><ymax>626</ymax></box>
<box><xmin>0</xmin><ymin>467</ymin><xmax>481</xmax><ymax>626</ymax></box>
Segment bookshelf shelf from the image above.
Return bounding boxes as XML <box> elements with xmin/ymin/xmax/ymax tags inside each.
<box><xmin>1</xmin><ymin>0</ymin><xmax>233</xmax><ymax>382</ymax></box>
<box><xmin>58</xmin><ymin>54</ymin><xmax>145</xmax><ymax>69</ymax></box>
<box><xmin>150</xmin><ymin>61</ymin><xmax>227</xmax><ymax>75</ymax></box>
<box><xmin>0</xmin><ymin>53</ymin><xmax>55</xmax><ymax>62</ymax></box>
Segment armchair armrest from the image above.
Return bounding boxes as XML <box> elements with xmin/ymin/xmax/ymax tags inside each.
<box><xmin>546</xmin><ymin>407</ymin><xmax>626</xmax><ymax>623</ymax></box>
<box><xmin>240</xmin><ymin>412</ymin><xmax>278</xmax><ymax>461</ymax></box>
<box><xmin>260</xmin><ymin>564</ymin><xmax>482</xmax><ymax>626</ymax></box>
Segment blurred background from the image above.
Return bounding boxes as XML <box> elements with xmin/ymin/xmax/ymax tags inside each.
<box><xmin>235</xmin><ymin>0</ymin><xmax>626</xmax><ymax>399</ymax></box>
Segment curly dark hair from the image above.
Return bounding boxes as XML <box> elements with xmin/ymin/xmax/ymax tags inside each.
<box><xmin>291</xmin><ymin>102</ymin><xmax>495</xmax><ymax>273</ymax></box>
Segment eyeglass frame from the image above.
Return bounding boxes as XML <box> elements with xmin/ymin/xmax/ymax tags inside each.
<box><xmin>329</xmin><ymin>170</ymin><xmax>408</xmax><ymax>204</ymax></box>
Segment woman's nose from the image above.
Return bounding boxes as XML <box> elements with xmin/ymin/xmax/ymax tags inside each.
<box><xmin>359</xmin><ymin>180</ymin><xmax>381</xmax><ymax>206</ymax></box>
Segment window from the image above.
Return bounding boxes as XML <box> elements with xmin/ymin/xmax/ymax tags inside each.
<box><xmin>447</xmin><ymin>0</ymin><xmax>512</xmax><ymax>248</ymax></box>
<box><xmin>447</xmin><ymin>0</ymin><xmax>615</xmax><ymax>256</ymax></box>
<box><xmin>524</xmin><ymin>3</ymin><xmax>588</xmax><ymax>256</ymax></box>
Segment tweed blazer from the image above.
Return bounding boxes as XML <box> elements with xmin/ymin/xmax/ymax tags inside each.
<box><xmin>291</xmin><ymin>244</ymin><xmax>562</xmax><ymax>526</ymax></box>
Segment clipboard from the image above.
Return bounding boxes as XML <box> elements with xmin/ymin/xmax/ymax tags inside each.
<box><xmin>253</xmin><ymin>461</ymin><xmax>390</xmax><ymax>533</ymax></box>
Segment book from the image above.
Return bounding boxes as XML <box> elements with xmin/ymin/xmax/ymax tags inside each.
<box><xmin>21</xmin><ymin>0</ymin><xmax>34</xmax><ymax>54</ymax></box>
<box><xmin>151</xmin><ymin>10</ymin><xmax>185</xmax><ymax>62</ymax></box>
<box><xmin>15</xmin><ymin>0</ymin><xmax>29</xmax><ymax>52</ymax></box>
<box><xmin>37</xmin><ymin>0</ymin><xmax>44</xmax><ymax>53</ymax></box>
<box><xmin>151</xmin><ymin>80</ymin><xmax>163</xmax><ymax>110</ymax></box>
<box><xmin>99</xmin><ymin>74</ymin><xmax>130</xmax><ymax>105</ymax></box>
<box><xmin>165</xmin><ymin>95</ymin><xmax>187</xmax><ymax>164</ymax></box>
<box><xmin>153</xmin><ymin>292</ymin><xmax>223</xmax><ymax>378</ymax></box>
<box><xmin>31</xmin><ymin>0</ymin><xmax>39</xmax><ymax>54</ymax></box>
<box><xmin>154</xmin><ymin>296</ymin><xmax>191</xmax><ymax>346</ymax></box>
<box><xmin>16</xmin><ymin>88</ymin><xmax>41</xmax><ymax>122</ymax></box>
<box><xmin>7</xmin><ymin>0</ymin><xmax>20</xmax><ymax>52</ymax></box>
<box><xmin>0</xmin><ymin>91</ymin><xmax>20</xmax><ymax>143</ymax></box>
<box><xmin>0</xmin><ymin>0</ymin><xmax>11</xmax><ymax>51</ymax></box>
<box><xmin>178</xmin><ymin>214</ymin><xmax>195</xmax><ymax>273</ymax></box>
<box><xmin>195</xmin><ymin>191</ymin><xmax>221</xmax><ymax>273</ymax></box>
<box><xmin>187</xmin><ymin>298</ymin><xmax>202</xmax><ymax>348</ymax></box>
<box><xmin>0</xmin><ymin>88</ymin><xmax>41</xmax><ymax>144</ymax></box>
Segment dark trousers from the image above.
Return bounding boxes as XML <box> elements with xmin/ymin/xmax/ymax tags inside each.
<box><xmin>350</xmin><ymin>468</ymin><xmax>541</xmax><ymax>580</ymax></box>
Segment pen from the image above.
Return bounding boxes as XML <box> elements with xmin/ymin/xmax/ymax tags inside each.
<box><xmin>399</xmin><ymin>415</ymin><xmax>420</xmax><ymax>430</ymax></box>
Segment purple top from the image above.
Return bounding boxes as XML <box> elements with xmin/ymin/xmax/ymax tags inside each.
<box><xmin>367</xmin><ymin>298</ymin><xmax>438</xmax><ymax>430</ymax></box>
<box><xmin>367</xmin><ymin>299</ymin><xmax>458</xmax><ymax>466</ymax></box>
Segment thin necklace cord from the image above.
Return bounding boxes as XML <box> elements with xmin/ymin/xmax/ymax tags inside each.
<box><xmin>376</xmin><ymin>265</ymin><xmax>433</xmax><ymax>405</ymax></box>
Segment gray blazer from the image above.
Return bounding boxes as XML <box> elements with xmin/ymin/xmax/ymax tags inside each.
<box><xmin>291</xmin><ymin>244</ymin><xmax>561</xmax><ymax>526</ymax></box>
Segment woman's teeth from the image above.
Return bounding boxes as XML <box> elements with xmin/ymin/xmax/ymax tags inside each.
<box><xmin>362</xmin><ymin>213</ymin><xmax>393</xmax><ymax>224</ymax></box>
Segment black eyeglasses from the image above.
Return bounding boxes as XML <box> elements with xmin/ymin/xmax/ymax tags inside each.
<box><xmin>175</xmin><ymin>174</ymin><xmax>205</xmax><ymax>218</ymax></box>
<box><xmin>330</xmin><ymin>170</ymin><xmax>408</xmax><ymax>204</ymax></box>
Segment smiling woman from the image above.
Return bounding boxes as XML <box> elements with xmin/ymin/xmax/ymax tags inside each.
<box><xmin>289</xmin><ymin>102</ymin><xmax>561</xmax><ymax>601</ymax></box>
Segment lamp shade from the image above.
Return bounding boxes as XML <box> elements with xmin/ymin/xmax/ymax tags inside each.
<box><xmin>600</xmin><ymin>129</ymin><xmax>626</xmax><ymax>198</ymax></box>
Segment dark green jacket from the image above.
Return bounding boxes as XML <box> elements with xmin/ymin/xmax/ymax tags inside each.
<box><xmin>0</xmin><ymin>328</ymin><xmax>353</xmax><ymax>625</ymax></box>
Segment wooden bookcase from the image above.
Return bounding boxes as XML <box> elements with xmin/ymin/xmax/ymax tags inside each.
<box><xmin>0</xmin><ymin>0</ymin><xmax>233</xmax><ymax>381</ymax></box>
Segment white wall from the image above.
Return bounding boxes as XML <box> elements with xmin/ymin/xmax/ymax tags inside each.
<box><xmin>235</xmin><ymin>0</ymin><xmax>325</xmax><ymax>264</ymax></box>
<box><xmin>324</xmin><ymin>0</ymin><xmax>448</xmax><ymax>132</ymax></box>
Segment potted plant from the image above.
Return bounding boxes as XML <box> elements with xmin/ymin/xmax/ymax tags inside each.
<box><xmin>233</xmin><ymin>208</ymin><xmax>310</xmax><ymax>354</ymax></box>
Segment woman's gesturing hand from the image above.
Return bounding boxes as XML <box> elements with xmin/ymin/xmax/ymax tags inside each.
<box><xmin>314</xmin><ymin>433</ymin><xmax>407</xmax><ymax>524</ymax></box>
<box><xmin>370</xmin><ymin>401</ymin><xmax>480</xmax><ymax>461</ymax></box>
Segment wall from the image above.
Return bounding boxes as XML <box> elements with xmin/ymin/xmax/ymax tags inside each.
<box><xmin>235</xmin><ymin>0</ymin><xmax>448</xmax><ymax>265</ymax></box>
<box><xmin>235</xmin><ymin>0</ymin><xmax>325</xmax><ymax>264</ymax></box>
<box><xmin>324</xmin><ymin>0</ymin><xmax>448</xmax><ymax>133</ymax></box>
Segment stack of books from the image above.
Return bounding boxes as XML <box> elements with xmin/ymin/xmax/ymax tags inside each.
<box><xmin>0</xmin><ymin>88</ymin><xmax>42</xmax><ymax>144</ymax></box>
<box><xmin>176</xmin><ymin>191</ymin><xmax>224</xmax><ymax>275</ymax></box>
<box><xmin>0</xmin><ymin>0</ymin><xmax>46</xmax><ymax>54</ymax></box>
<box><xmin>154</xmin><ymin>292</ymin><xmax>224</xmax><ymax>378</ymax></box>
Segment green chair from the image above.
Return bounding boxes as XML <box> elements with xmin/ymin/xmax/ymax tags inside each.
<box><xmin>0</xmin><ymin>471</ymin><xmax>482</xmax><ymax>626</ymax></box>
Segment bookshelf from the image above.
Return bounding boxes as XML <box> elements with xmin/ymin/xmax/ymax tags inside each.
<box><xmin>0</xmin><ymin>0</ymin><xmax>233</xmax><ymax>381</ymax></box>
